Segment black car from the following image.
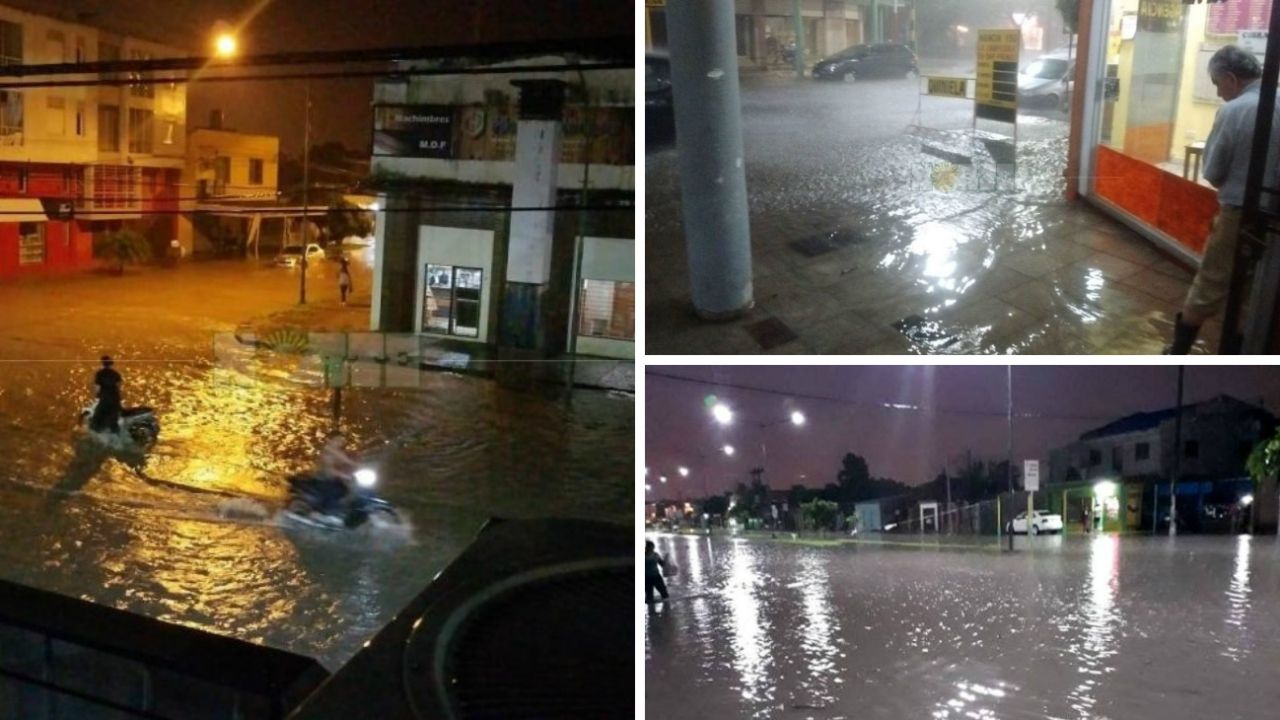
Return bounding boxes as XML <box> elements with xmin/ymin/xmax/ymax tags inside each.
<box><xmin>646</xmin><ymin>51</ymin><xmax>674</xmax><ymax>137</ymax></box>
<box><xmin>812</xmin><ymin>43</ymin><xmax>918</xmax><ymax>82</ymax></box>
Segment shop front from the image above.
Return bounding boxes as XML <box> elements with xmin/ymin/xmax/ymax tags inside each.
<box><xmin>414</xmin><ymin>226</ymin><xmax>496</xmax><ymax>344</ymax></box>
<box><xmin>1075</xmin><ymin>0</ymin><xmax>1275</xmax><ymax>263</ymax></box>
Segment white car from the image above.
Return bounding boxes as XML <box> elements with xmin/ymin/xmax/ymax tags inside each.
<box><xmin>1007</xmin><ymin>510</ymin><xmax>1063</xmax><ymax>535</ymax></box>
<box><xmin>275</xmin><ymin>243</ymin><xmax>325</xmax><ymax>267</ymax></box>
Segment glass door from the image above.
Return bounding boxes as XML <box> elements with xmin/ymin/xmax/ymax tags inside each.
<box><xmin>421</xmin><ymin>263</ymin><xmax>483</xmax><ymax>338</ymax></box>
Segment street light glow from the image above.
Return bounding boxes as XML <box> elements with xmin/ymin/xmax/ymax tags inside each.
<box><xmin>790</xmin><ymin>410</ymin><xmax>806</xmax><ymax>426</ymax></box>
<box><xmin>214</xmin><ymin>33</ymin><xmax>237</xmax><ymax>58</ymax></box>
<box><xmin>660</xmin><ymin>475</ymin><xmax>668</xmax><ymax>484</ymax></box>
<box><xmin>723</xmin><ymin>444</ymin><xmax>735</xmax><ymax>456</ymax></box>
<box><xmin>712</xmin><ymin>403</ymin><xmax>733</xmax><ymax>425</ymax></box>
<box><xmin>645</xmin><ymin>483</ymin><xmax>652</xmax><ymax>492</ymax></box>
<box><xmin>1242</xmin><ymin>493</ymin><xmax>1254</xmax><ymax>506</ymax></box>
<box><xmin>678</xmin><ymin>466</ymin><xmax>689</xmax><ymax>477</ymax></box>
<box><xmin>1094</xmin><ymin>480</ymin><xmax>1118</xmax><ymax>499</ymax></box>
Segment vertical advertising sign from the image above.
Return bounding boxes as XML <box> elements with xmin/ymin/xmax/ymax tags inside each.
<box><xmin>975</xmin><ymin>29</ymin><xmax>1020</xmax><ymax>124</ymax></box>
<box><xmin>506</xmin><ymin>121</ymin><xmax>561</xmax><ymax>285</ymax></box>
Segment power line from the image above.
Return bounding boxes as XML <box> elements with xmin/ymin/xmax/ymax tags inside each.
<box><xmin>0</xmin><ymin>203</ymin><xmax>633</xmax><ymax>217</ymax></box>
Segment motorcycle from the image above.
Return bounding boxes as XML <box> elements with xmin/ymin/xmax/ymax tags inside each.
<box><xmin>79</xmin><ymin>399</ymin><xmax>160</xmax><ymax>445</ymax></box>
<box><xmin>283</xmin><ymin>468</ymin><xmax>400</xmax><ymax>530</ymax></box>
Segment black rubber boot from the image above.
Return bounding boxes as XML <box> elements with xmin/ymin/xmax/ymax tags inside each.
<box><xmin>1163</xmin><ymin>313</ymin><xmax>1200</xmax><ymax>355</ymax></box>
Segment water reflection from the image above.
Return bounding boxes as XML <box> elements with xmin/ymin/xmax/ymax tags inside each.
<box><xmin>1067</xmin><ymin>536</ymin><xmax>1120</xmax><ymax>718</ymax></box>
<box><xmin>726</xmin><ymin>540</ymin><xmax>774</xmax><ymax>711</ymax></box>
<box><xmin>1222</xmin><ymin>535</ymin><xmax>1252</xmax><ymax>661</ymax></box>
<box><xmin>795</xmin><ymin>552</ymin><xmax>842</xmax><ymax>707</ymax></box>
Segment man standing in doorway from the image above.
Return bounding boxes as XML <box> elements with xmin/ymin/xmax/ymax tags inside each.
<box><xmin>1167</xmin><ymin>45</ymin><xmax>1280</xmax><ymax>353</ymax></box>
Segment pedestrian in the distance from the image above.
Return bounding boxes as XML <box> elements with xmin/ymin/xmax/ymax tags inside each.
<box><xmin>1166</xmin><ymin>44</ymin><xmax>1280</xmax><ymax>353</ymax></box>
<box><xmin>338</xmin><ymin>259</ymin><xmax>352</xmax><ymax>306</ymax></box>
<box><xmin>645</xmin><ymin>540</ymin><xmax>670</xmax><ymax>606</ymax></box>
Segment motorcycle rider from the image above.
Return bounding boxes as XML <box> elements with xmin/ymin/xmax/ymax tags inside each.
<box><xmin>90</xmin><ymin>355</ymin><xmax>123</xmax><ymax>434</ymax></box>
<box><xmin>313</xmin><ymin>432</ymin><xmax>358</xmax><ymax>513</ymax></box>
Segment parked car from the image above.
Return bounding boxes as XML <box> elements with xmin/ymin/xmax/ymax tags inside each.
<box><xmin>274</xmin><ymin>243</ymin><xmax>325</xmax><ymax>268</ymax></box>
<box><xmin>646</xmin><ymin>50</ymin><xmax>674</xmax><ymax>138</ymax></box>
<box><xmin>812</xmin><ymin>43</ymin><xmax>918</xmax><ymax>82</ymax></box>
<box><xmin>1007</xmin><ymin>510</ymin><xmax>1064</xmax><ymax>535</ymax></box>
<box><xmin>1018</xmin><ymin>52</ymin><xmax>1075</xmax><ymax>110</ymax></box>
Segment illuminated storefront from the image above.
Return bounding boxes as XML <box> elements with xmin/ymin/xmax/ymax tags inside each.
<box><xmin>1076</xmin><ymin>0</ymin><xmax>1275</xmax><ymax>263</ymax></box>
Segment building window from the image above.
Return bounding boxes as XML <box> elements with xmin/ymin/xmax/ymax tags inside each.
<box><xmin>46</xmin><ymin>30</ymin><xmax>65</xmax><ymax>62</ymax></box>
<box><xmin>128</xmin><ymin>49</ymin><xmax>153</xmax><ymax>98</ymax></box>
<box><xmin>75</xmin><ymin>101</ymin><xmax>85</xmax><ymax>136</ymax></box>
<box><xmin>128</xmin><ymin>108</ymin><xmax>153</xmax><ymax>153</ymax></box>
<box><xmin>98</xmin><ymin>104</ymin><xmax>120</xmax><ymax>151</ymax></box>
<box><xmin>214</xmin><ymin>156</ymin><xmax>230</xmax><ymax>185</ymax></box>
<box><xmin>0</xmin><ymin>90</ymin><xmax>21</xmax><ymax>144</ymax></box>
<box><xmin>92</xmin><ymin>165</ymin><xmax>138</xmax><ymax>209</ymax></box>
<box><xmin>1088</xmin><ymin>449</ymin><xmax>1101</xmax><ymax>467</ymax></box>
<box><xmin>1135</xmin><ymin>442</ymin><xmax>1150</xmax><ymax>461</ymax></box>
<box><xmin>578</xmin><ymin>279</ymin><xmax>634</xmax><ymax>341</ymax></box>
<box><xmin>75</xmin><ymin>36</ymin><xmax>85</xmax><ymax>63</ymax></box>
<box><xmin>18</xmin><ymin>222</ymin><xmax>45</xmax><ymax>265</ymax></box>
<box><xmin>422</xmin><ymin>264</ymin><xmax>482</xmax><ymax>338</ymax></box>
<box><xmin>1184</xmin><ymin>440</ymin><xmax>1199</xmax><ymax>459</ymax></box>
<box><xmin>0</xmin><ymin>21</ymin><xmax>22</xmax><ymax>66</ymax></box>
<box><xmin>1111</xmin><ymin>446</ymin><xmax>1123</xmax><ymax>472</ymax></box>
<box><xmin>47</xmin><ymin>96</ymin><xmax>65</xmax><ymax>135</ymax></box>
<box><xmin>249</xmin><ymin>158</ymin><xmax>264</xmax><ymax>185</ymax></box>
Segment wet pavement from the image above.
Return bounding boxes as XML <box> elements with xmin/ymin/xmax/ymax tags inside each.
<box><xmin>0</xmin><ymin>260</ymin><xmax>632</xmax><ymax>669</ymax></box>
<box><xmin>645</xmin><ymin>533</ymin><xmax>1280</xmax><ymax>719</ymax></box>
<box><xmin>646</xmin><ymin>73</ymin><xmax>1213</xmax><ymax>354</ymax></box>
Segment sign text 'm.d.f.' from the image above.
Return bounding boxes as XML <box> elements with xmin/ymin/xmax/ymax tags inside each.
<box><xmin>373</xmin><ymin>105</ymin><xmax>456</xmax><ymax>159</ymax></box>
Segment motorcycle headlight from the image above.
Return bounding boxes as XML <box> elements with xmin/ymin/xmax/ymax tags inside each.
<box><xmin>354</xmin><ymin>469</ymin><xmax>378</xmax><ymax>488</ymax></box>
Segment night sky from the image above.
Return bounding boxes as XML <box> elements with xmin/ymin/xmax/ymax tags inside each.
<box><xmin>20</xmin><ymin>0</ymin><xmax>632</xmax><ymax>155</ymax></box>
<box><xmin>645</xmin><ymin>366</ymin><xmax>1280</xmax><ymax>501</ymax></box>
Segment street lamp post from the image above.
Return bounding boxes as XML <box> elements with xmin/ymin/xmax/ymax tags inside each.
<box><xmin>299</xmin><ymin>78</ymin><xmax>311</xmax><ymax>305</ymax></box>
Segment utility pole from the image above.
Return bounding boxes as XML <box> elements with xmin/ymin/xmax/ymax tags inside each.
<box><xmin>1170</xmin><ymin>365</ymin><xmax>1185</xmax><ymax>536</ymax></box>
<box><xmin>299</xmin><ymin>78</ymin><xmax>311</xmax><ymax>305</ymax></box>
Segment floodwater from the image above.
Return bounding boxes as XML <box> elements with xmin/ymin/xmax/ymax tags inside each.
<box><xmin>0</xmin><ymin>354</ymin><xmax>632</xmax><ymax>669</ymax></box>
<box><xmin>645</xmin><ymin>534</ymin><xmax>1280</xmax><ymax>719</ymax></box>
<box><xmin>647</xmin><ymin>74</ymin><xmax>1201</xmax><ymax>355</ymax></box>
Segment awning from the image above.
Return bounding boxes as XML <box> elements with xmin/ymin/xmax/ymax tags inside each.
<box><xmin>0</xmin><ymin>198</ymin><xmax>50</xmax><ymax>223</ymax></box>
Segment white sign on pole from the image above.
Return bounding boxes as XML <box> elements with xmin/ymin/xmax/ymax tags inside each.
<box><xmin>1024</xmin><ymin>460</ymin><xmax>1040</xmax><ymax>492</ymax></box>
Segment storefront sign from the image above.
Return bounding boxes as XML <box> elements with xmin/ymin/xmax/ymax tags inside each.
<box><xmin>1024</xmin><ymin>460</ymin><xmax>1040</xmax><ymax>492</ymax></box>
<box><xmin>1137</xmin><ymin>0</ymin><xmax>1183</xmax><ymax>34</ymax></box>
<box><xmin>975</xmin><ymin>29</ymin><xmax>1019</xmax><ymax>124</ymax></box>
<box><xmin>1238</xmin><ymin>29</ymin><xmax>1269</xmax><ymax>54</ymax></box>
<box><xmin>927</xmin><ymin>76</ymin><xmax>968</xmax><ymax>99</ymax></box>
<box><xmin>372</xmin><ymin>105</ymin><xmax>456</xmax><ymax>159</ymax></box>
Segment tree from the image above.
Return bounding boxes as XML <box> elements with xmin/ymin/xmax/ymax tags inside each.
<box><xmin>93</xmin><ymin>229</ymin><xmax>151</xmax><ymax>275</ymax></box>
<box><xmin>836</xmin><ymin>452</ymin><xmax>871</xmax><ymax>501</ymax></box>
<box><xmin>1247</xmin><ymin>429</ymin><xmax>1280</xmax><ymax>483</ymax></box>
<box><xmin>326</xmin><ymin>198</ymin><xmax>374</xmax><ymax>242</ymax></box>
<box><xmin>801</xmin><ymin>498</ymin><xmax>840</xmax><ymax>533</ymax></box>
<box><xmin>1056</xmin><ymin>0</ymin><xmax>1080</xmax><ymax>34</ymax></box>
<box><xmin>702</xmin><ymin>495</ymin><xmax>729</xmax><ymax>517</ymax></box>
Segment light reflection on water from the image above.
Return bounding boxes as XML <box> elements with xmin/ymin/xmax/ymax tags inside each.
<box><xmin>0</xmin><ymin>360</ymin><xmax>631</xmax><ymax>669</ymax></box>
<box><xmin>647</xmin><ymin>535</ymin><xmax>1280</xmax><ymax>720</ymax></box>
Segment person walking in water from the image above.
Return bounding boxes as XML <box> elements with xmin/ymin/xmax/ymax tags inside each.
<box><xmin>645</xmin><ymin>540</ymin><xmax>670</xmax><ymax>606</ymax></box>
<box><xmin>338</xmin><ymin>258</ymin><xmax>352</xmax><ymax>306</ymax></box>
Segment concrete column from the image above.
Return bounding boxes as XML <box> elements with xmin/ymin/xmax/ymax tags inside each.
<box><xmin>668</xmin><ymin>0</ymin><xmax>754</xmax><ymax>319</ymax></box>
<box><xmin>375</xmin><ymin>192</ymin><xmax>420</xmax><ymax>333</ymax></box>
<box><xmin>502</xmin><ymin>79</ymin><xmax>567</xmax><ymax>351</ymax></box>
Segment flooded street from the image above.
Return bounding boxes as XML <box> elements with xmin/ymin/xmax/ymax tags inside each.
<box><xmin>0</xmin><ymin>262</ymin><xmax>632</xmax><ymax>670</ymax></box>
<box><xmin>645</xmin><ymin>534</ymin><xmax>1280</xmax><ymax>720</ymax></box>
<box><xmin>647</xmin><ymin>73</ymin><xmax>1205</xmax><ymax>355</ymax></box>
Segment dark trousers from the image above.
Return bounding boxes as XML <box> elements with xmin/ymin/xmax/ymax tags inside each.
<box><xmin>645</xmin><ymin>574</ymin><xmax>669</xmax><ymax>604</ymax></box>
<box><xmin>340</xmin><ymin>284</ymin><xmax>350</xmax><ymax>303</ymax></box>
<box><xmin>91</xmin><ymin>401</ymin><xmax>121</xmax><ymax>433</ymax></box>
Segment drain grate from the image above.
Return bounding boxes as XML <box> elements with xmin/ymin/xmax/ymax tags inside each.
<box><xmin>744</xmin><ymin>317</ymin><xmax>799</xmax><ymax>350</ymax></box>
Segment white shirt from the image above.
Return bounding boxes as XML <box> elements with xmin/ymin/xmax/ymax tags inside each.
<box><xmin>1203</xmin><ymin>80</ymin><xmax>1280</xmax><ymax>209</ymax></box>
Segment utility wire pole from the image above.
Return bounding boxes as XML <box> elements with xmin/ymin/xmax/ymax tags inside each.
<box><xmin>299</xmin><ymin>78</ymin><xmax>311</xmax><ymax>305</ymax></box>
<box><xmin>1170</xmin><ymin>365</ymin><xmax>1185</xmax><ymax>536</ymax></box>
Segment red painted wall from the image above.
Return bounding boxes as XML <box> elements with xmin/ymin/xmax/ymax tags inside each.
<box><xmin>0</xmin><ymin>220</ymin><xmax>94</xmax><ymax>279</ymax></box>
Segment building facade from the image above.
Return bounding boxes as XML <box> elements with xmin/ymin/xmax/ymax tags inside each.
<box><xmin>0</xmin><ymin>3</ymin><xmax>185</xmax><ymax>279</ymax></box>
<box><xmin>1047</xmin><ymin>395</ymin><xmax>1276</xmax><ymax>532</ymax></box>
<box><xmin>179</xmin><ymin>122</ymin><xmax>280</xmax><ymax>257</ymax></box>
<box><xmin>369</xmin><ymin>52</ymin><xmax>634</xmax><ymax>361</ymax></box>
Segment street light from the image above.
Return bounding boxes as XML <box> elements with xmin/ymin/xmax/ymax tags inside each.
<box><xmin>790</xmin><ymin>410</ymin><xmax>806</xmax><ymax>426</ymax></box>
<box><xmin>723</xmin><ymin>444</ymin><xmax>735</xmax><ymax>456</ymax></box>
<box><xmin>214</xmin><ymin>33</ymin><xmax>237</xmax><ymax>58</ymax></box>
<box><xmin>678</xmin><ymin>466</ymin><xmax>689</xmax><ymax>477</ymax></box>
<box><xmin>712</xmin><ymin>403</ymin><xmax>733</xmax><ymax>425</ymax></box>
<box><xmin>1242</xmin><ymin>493</ymin><xmax>1255</xmax><ymax>506</ymax></box>
<box><xmin>659</xmin><ymin>475</ymin><xmax>668</xmax><ymax>484</ymax></box>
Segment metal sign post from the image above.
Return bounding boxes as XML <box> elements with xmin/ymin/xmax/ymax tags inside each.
<box><xmin>1024</xmin><ymin>459</ymin><xmax>1039</xmax><ymax>537</ymax></box>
